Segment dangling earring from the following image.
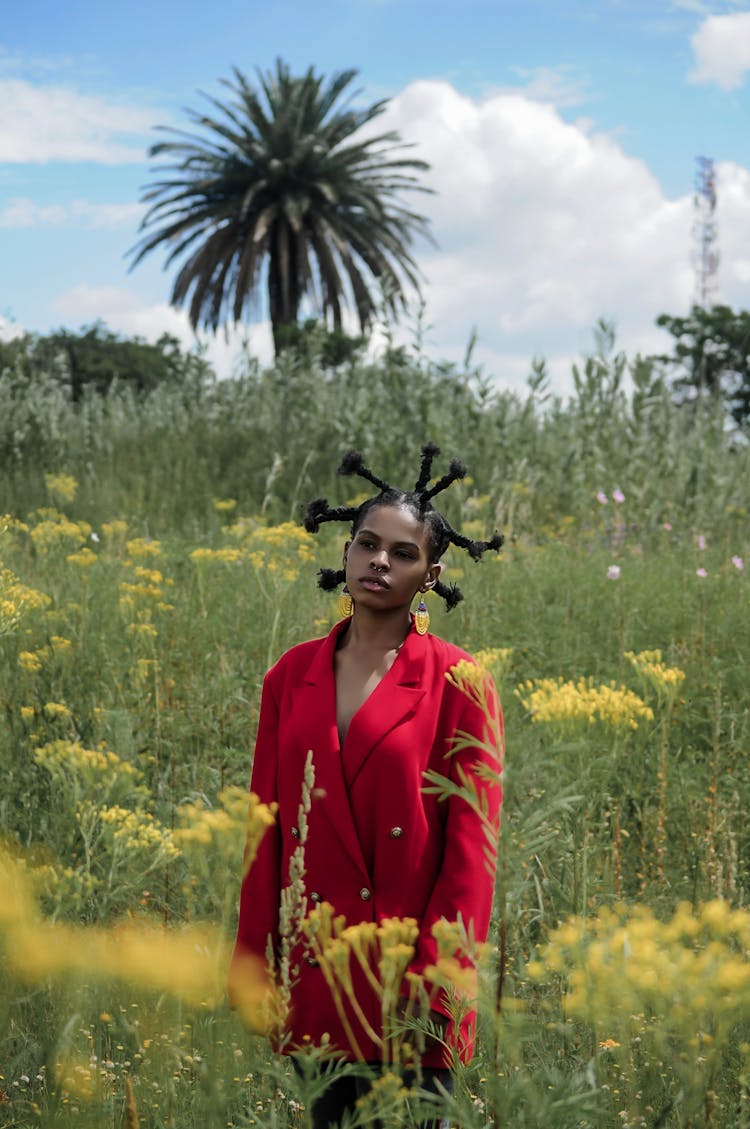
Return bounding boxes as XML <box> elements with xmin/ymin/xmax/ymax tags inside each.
<box><xmin>338</xmin><ymin>585</ymin><xmax>353</xmax><ymax>618</ymax></box>
<box><xmin>414</xmin><ymin>594</ymin><xmax>430</xmax><ymax>635</ymax></box>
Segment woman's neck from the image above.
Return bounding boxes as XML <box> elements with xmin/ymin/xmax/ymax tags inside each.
<box><xmin>338</xmin><ymin>607</ymin><xmax>412</xmax><ymax>655</ymax></box>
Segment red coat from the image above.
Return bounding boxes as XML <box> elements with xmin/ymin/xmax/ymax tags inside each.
<box><xmin>231</xmin><ymin>619</ymin><xmax>503</xmax><ymax>1066</ymax></box>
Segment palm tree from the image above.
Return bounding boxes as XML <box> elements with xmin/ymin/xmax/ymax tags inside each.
<box><xmin>129</xmin><ymin>60</ymin><xmax>432</xmax><ymax>355</ymax></box>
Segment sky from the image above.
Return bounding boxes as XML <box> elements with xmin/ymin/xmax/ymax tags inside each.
<box><xmin>1</xmin><ymin>0</ymin><xmax>749</xmax><ymax>392</ymax></box>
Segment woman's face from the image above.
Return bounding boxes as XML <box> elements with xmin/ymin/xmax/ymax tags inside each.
<box><xmin>344</xmin><ymin>503</ymin><xmax>441</xmax><ymax>612</ymax></box>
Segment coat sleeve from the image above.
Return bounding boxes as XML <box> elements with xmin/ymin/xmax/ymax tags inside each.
<box><xmin>229</xmin><ymin>670</ymin><xmax>282</xmax><ymax>1004</ymax></box>
<box><xmin>406</xmin><ymin>673</ymin><xmax>504</xmax><ymax>1019</ymax></box>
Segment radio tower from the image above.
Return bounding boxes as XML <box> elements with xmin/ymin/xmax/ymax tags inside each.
<box><xmin>693</xmin><ymin>156</ymin><xmax>719</xmax><ymax>308</ymax></box>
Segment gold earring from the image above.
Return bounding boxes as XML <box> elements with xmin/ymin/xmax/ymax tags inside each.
<box><xmin>339</xmin><ymin>586</ymin><xmax>353</xmax><ymax>618</ymax></box>
<box><xmin>414</xmin><ymin>594</ymin><xmax>430</xmax><ymax>635</ymax></box>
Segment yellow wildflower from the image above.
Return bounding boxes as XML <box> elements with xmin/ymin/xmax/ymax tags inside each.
<box><xmin>625</xmin><ymin>648</ymin><xmax>686</xmax><ymax>704</ymax></box>
<box><xmin>189</xmin><ymin>547</ymin><xmax>243</xmax><ymax>564</ymax></box>
<box><xmin>18</xmin><ymin>650</ymin><xmax>43</xmax><ymax>673</ymax></box>
<box><xmin>43</xmin><ymin>702</ymin><xmax>72</xmax><ymax>721</ymax></box>
<box><xmin>44</xmin><ymin>472</ymin><xmax>78</xmax><ymax>505</ymax></box>
<box><xmin>67</xmin><ymin>547</ymin><xmax>97</xmax><ymax>567</ymax></box>
<box><xmin>125</xmin><ymin>537</ymin><xmax>162</xmax><ymax>559</ymax></box>
<box><xmin>101</xmin><ymin>520</ymin><xmax>128</xmax><ymax>539</ymax></box>
<box><xmin>126</xmin><ymin>622</ymin><xmax>158</xmax><ymax>639</ymax></box>
<box><xmin>212</xmin><ymin>498</ymin><xmax>237</xmax><ymax>513</ymax></box>
<box><xmin>516</xmin><ymin>676</ymin><xmax>653</xmax><ymax>730</ymax></box>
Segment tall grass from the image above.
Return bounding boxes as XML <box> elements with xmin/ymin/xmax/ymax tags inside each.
<box><xmin>2</xmin><ymin>322</ymin><xmax>747</xmax><ymax>537</ymax></box>
<box><xmin>1</xmin><ymin>328</ymin><xmax>750</xmax><ymax>1126</ymax></box>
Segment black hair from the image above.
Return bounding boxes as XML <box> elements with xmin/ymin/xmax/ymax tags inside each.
<box><xmin>303</xmin><ymin>443</ymin><xmax>503</xmax><ymax>610</ymax></box>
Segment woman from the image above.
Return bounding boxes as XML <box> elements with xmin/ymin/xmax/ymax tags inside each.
<box><xmin>231</xmin><ymin>444</ymin><xmax>504</xmax><ymax>1127</ymax></box>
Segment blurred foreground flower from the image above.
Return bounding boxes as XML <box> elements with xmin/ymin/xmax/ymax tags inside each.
<box><xmin>0</xmin><ymin>849</ymin><xmax>234</xmax><ymax>1008</ymax></box>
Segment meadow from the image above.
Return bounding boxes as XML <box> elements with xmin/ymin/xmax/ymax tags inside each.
<box><xmin>2</xmin><ymin>326</ymin><xmax>750</xmax><ymax>1128</ymax></box>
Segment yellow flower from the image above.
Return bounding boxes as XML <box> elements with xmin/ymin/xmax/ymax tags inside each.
<box><xmin>18</xmin><ymin>650</ymin><xmax>43</xmax><ymax>674</ymax></box>
<box><xmin>67</xmin><ymin>547</ymin><xmax>97</xmax><ymax>567</ymax></box>
<box><xmin>101</xmin><ymin>520</ymin><xmax>128</xmax><ymax>539</ymax></box>
<box><xmin>212</xmin><ymin>498</ymin><xmax>237</xmax><ymax>513</ymax></box>
<box><xmin>516</xmin><ymin>676</ymin><xmax>653</xmax><ymax>730</ymax></box>
<box><xmin>189</xmin><ymin>547</ymin><xmax>243</xmax><ymax>563</ymax></box>
<box><xmin>625</xmin><ymin>648</ymin><xmax>686</xmax><ymax>703</ymax></box>
<box><xmin>43</xmin><ymin>702</ymin><xmax>72</xmax><ymax>721</ymax></box>
<box><xmin>44</xmin><ymin>472</ymin><xmax>78</xmax><ymax>505</ymax></box>
<box><xmin>126</xmin><ymin>622</ymin><xmax>158</xmax><ymax>639</ymax></box>
<box><xmin>29</xmin><ymin>510</ymin><xmax>91</xmax><ymax>551</ymax></box>
<box><xmin>125</xmin><ymin>537</ymin><xmax>162</xmax><ymax>559</ymax></box>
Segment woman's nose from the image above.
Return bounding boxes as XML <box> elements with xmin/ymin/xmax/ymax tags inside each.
<box><xmin>370</xmin><ymin>549</ymin><xmax>389</xmax><ymax>570</ymax></box>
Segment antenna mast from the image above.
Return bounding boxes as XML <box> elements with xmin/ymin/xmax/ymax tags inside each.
<box><xmin>693</xmin><ymin>156</ymin><xmax>719</xmax><ymax>308</ymax></box>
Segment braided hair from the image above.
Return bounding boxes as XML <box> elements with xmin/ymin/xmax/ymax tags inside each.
<box><xmin>303</xmin><ymin>443</ymin><xmax>503</xmax><ymax>610</ymax></box>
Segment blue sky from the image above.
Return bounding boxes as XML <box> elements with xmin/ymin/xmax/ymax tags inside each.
<box><xmin>2</xmin><ymin>0</ymin><xmax>749</xmax><ymax>389</ymax></box>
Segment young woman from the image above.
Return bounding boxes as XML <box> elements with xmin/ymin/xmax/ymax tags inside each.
<box><xmin>231</xmin><ymin>444</ymin><xmax>504</xmax><ymax>1127</ymax></box>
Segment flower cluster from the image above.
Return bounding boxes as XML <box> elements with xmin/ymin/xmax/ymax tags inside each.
<box><xmin>1</xmin><ymin>849</ymin><xmax>227</xmax><ymax>1006</ymax></box>
<box><xmin>472</xmin><ymin>647</ymin><xmax>513</xmax><ymax>682</ymax></box>
<box><xmin>44</xmin><ymin>472</ymin><xmax>78</xmax><ymax>505</ymax></box>
<box><xmin>28</xmin><ymin>508</ymin><xmax>92</xmax><ymax>552</ymax></box>
<box><xmin>625</xmin><ymin>648</ymin><xmax>686</xmax><ymax>705</ymax></box>
<box><xmin>97</xmin><ymin>805</ymin><xmax>180</xmax><ymax>860</ymax></box>
<box><xmin>517</xmin><ymin>676</ymin><xmax>654</xmax><ymax>730</ymax></box>
<box><xmin>174</xmin><ymin>787</ymin><xmax>275</xmax><ymax>872</ymax></box>
<box><xmin>0</xmin><ymin>565</ymin><xmax>51</xmax><ymax>635</ymax></box>
<box><xmin>528</xmin><ymin>899</ymin><xmax>750</xmax><ymax>1041</ymax></box>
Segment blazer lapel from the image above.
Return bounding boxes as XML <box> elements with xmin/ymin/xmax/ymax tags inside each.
<box><xmin>290</xmin><ymin>623</ymin><xmax>370</xmax><ymax>876</ymax></box>
<box><xmin>342</xmin><ymin>627</ymin><xmax>426</xmax><ymax>789</ymax></box>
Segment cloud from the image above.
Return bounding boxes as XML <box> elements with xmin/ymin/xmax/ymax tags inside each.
<box><xmin>501</xmin><ymin>65</ymin><xmax>593</xmax><ymax>109</ymax></box>
<box><xmin>0</xmin><ymin>78</ymin><xmax>157</xmax><ymax>163</ymax></box>
<box><xmin>376</xmin><ymin>80</ymin><xmax>706</xmax><ymax>390</ymax></box>
<box><xmin>53</xmin><ymin>284</ymin><xmax>274</xmax><ymax>375</ymax></box>
<box><xmin>0</xmin><ymin>197</ymin><xmax>145</xmax><ymax>228</ymax></box>
<box><xmin>0</xmin><ymin>314</ymin><xmax>25</xmax><ymax>343</ymax></box>
<box><xmin>689</xmin><ymin>12</ymin><xmax>750</xmax><ymax>90</ymax></box>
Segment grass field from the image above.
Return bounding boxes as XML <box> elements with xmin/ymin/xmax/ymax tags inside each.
<box><xmin>2</xmin><ymin>340</ymin><xmax>750</xmax><ymax>1127</ymax></box>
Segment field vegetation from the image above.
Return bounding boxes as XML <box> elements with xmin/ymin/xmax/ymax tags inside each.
<box><xmin>2</xmin><ymin>323</ymin><xmax>750</xmax><ymax>1127</ymax></box>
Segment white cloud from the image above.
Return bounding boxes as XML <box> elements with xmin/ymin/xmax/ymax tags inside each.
<box><xmin>0</xmin><ymin>197</ymin><xmax>144</xmax><ymax>228</ymax></box>
<box><xmin>53</xmin><ymin>284</ymin><xmax>274</xmax><ymax>375</ymax></box>
<box><xmin>376</xmin><ymin>80</ymin><xmax>708</xmax><ymax>391</ymax></box>
<box><xmin>0</xmin><ymin>78</ymin><xmax>156</xmax><ymax>163</ymax></box>
<box><xmin>501</xmin><ymin>65</ymin><xmax>592</xmax><ymax>109</ymax></box>
<box><xmin>0</xmin><ymin>314</ymin><xmax>25</xmax><ymax>343</ymax></box>
<box><xmin>689</xmin><ymin>12</ymin><xmax>750</xmax><ymax>90</ymax></box>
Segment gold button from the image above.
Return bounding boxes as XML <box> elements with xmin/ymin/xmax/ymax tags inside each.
<box><xmin>310</xmin><ymin>891</ymin><xmax>322</xmax><ymax>903</ymax></box>
<box><xmin>389</xmin><ymin>827</ymin><xmax>403</xmax><ymax>839</ymax></box>
<box><xmin>359</xmin><ymin>887</ymin><xmax>371</xmax><ymax>901</ymax></box>
<box><xmin>290</xmin><ymin>827</ymin><xmax>300</xmax><ymax>839</ymax></box>
<box><xmin>306</xmin><ymin>957</ymin><xmax>319</xmax><ymax>967</ymax></box>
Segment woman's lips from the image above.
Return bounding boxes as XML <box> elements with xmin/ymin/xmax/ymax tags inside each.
<box><xmin>358</xmin><ymin>576</ymin><xmax>390</xmax><ymax>591</ymax></box>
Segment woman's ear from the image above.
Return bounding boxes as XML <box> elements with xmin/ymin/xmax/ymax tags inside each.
<box><xmin>342</xmin><ymin>540</ymin><xmax>351</xmax><ymax>568</ymax></box>
<box><xmin>421</xmin><ymin>561</ymin><xmax>444</xmax><ymax>591</ymax></box>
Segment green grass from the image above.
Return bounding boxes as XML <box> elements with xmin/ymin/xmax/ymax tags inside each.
<box><xmin>2</xmin><ymin>337</ymin><xmax>750</xmax><ymax>1127</ymax></box>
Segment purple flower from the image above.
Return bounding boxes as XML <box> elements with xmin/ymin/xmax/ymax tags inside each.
<box><xmin>596</xmin><ymin>491</ymin><xmax>608</xmax><ymax>505</ymax></box>
<box><xmin>696</xmin><ymin>567</ymin><xmax>708</xmax><ymax>578</ymax></box>
<box><xmin>607</xmin><ymin>565</ymin><xmax>621</xmax><ymax>581</ymax></box>
<box><xmin>663</xmin><ymin>522</ymin><xmax>672</xmax><ymax>531</ymax></box>
<box><xmin>696</xmin><ymin>534</ymin><xmax>706</xmax><ymax>551</ymax></box>
<box><xmin>612</xmin><ymin>488</ymin><xmax>625</xmax><ymax>504</ymax></box>
<box><xmin>732</xmin><ymin>555</ymin><xmax>744</xmax><ymax>571</ymax></box>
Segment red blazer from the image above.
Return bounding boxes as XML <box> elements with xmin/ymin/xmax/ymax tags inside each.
<box><xmin>231</xmin><ymin>619</ymin><xmax>503</xmax><ymax>1066</ymax></box>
